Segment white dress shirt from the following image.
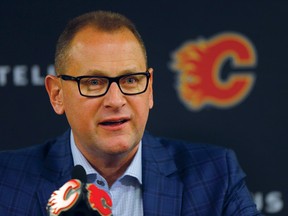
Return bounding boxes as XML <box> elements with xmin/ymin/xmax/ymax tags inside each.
<box><xmin>70</xmin><ymin>131</ymin><xmax>143</xmax><ymax>216</ymax></box>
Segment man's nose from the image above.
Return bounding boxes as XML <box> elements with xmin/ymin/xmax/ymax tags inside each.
<box><xmin>103</xmin><ymin>82</ymin><xmax>126</xmax><ymax>108</ymax></box>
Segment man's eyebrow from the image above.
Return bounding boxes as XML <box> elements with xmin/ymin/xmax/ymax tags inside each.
<box><xmin>85</xmin><ymin>68</ymin><xmax>143</xmax><ymax>76</ymax></box>
<box><xmin>84</xmin><ymin>69</ymin><xmax>107</xmax><ymax>76</ymax></box>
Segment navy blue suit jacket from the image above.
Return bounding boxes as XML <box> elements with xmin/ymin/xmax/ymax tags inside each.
<box><xmin>0</xmin><ymin>130</ymin><xmax>261</xmax><ymax>215</ymax></box>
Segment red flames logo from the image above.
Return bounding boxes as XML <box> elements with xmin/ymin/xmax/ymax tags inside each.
<box><xmin>171</xmin><ymin>32</ymin><xmax>257</xmax><ymax>110</ymax></box>
<box><xmin>87</xmin><ymin>184</ymin><xmax>112</xmax><ymax>216</ymax></box>
<box><xmin>47</xmin><ymin>180</ymin><xmax>112</xmax><ymax>216</ymax></box>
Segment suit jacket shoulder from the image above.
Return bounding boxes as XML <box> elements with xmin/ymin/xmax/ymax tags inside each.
<box><xmin>0</xmin><ymin>130</ymin><xmax>73</xmax><ymax>216</ymax></box>
<box><xmin>141</xmin><ymin>132</ymin><xmax>261</xmax><ymax>216</ymax></box>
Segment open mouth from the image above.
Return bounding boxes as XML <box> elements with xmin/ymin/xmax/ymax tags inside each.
<box><xmin>100</xmin><ymin>119</ymin><xmax>128</xmax><ymax>126</ymax></box>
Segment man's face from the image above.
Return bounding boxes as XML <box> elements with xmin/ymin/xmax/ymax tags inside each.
<box><xmin>58</xmin><ymin>27</ymin><xmax>153</xmax><ymax>158</ymax></box>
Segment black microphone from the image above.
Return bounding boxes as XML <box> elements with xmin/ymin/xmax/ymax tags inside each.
<box><xmin>71</xmin><ymin>164</ymin><xmax>87</xmax><ymax>183</ymax></box>
<box><xmin>47</xmin><ymin>165</ymin><xmax>112</xmax><ymax>216</ymax></box>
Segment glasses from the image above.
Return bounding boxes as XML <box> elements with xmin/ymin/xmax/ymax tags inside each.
<box><xmin>58</xmin><ymin>71</ymin><xmax>151</xmax><ymax>97</ymax></box>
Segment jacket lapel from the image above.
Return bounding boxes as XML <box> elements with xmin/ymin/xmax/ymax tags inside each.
<box><xmin>142</xmin><ymin>132</ymin><xmax>183</xmax><ymax>215</ymax></box>
<box><xmin>36</xmin><ymin>130</ymin><xmax>74</xmax><ymax>215</ymax></box>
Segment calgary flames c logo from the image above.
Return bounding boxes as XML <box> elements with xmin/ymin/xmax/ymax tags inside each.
<box><xmin>47</xmin><ymin>179</ymin><xmax>112</xmax><ymax>216</ymax></box>
<box><xmin>47</xmin><ymin>179</ymin><xmax>82</xmax><ymax>215</ymax></box>
<box><xmin>171</xmin><ymin>32</ymin><xmax>257</xmax><ymax>110</ymax></box>
<box><xmin>87</xmin><ymin>184</ymin><xmax>112</xmax><ymax>215</ymax></box>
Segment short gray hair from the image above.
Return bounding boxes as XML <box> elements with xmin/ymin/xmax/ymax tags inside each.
<box><xmin>55</xmin><ymin>10</ymin><xmax>147</xmax><ymax>74</ymax></box>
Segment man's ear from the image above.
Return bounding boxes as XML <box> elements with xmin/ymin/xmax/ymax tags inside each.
<box><xmin>148</xmin><ymin>68</ymin><xmax>154</xmax><ymax>109</ymax></box>
<box><xmin>45</xmin><ymin>75</ymin><xmax>65</xmax><ymax>115</ymax></box>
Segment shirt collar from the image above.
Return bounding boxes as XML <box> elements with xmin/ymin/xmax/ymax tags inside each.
<box><xmin>70</xmin><ymin>131</ymin><xmax>142</xmax><ymax>185</ymax></box>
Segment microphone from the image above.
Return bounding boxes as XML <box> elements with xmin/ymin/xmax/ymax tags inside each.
<box><xmin>47</xmin><ymin>165</ymin><xmax>112</xmax><ymax>216</ymax></box>
<box><xmin>72</xmin><ymin>164</ymin><xmax>87</xmax><ymax>183</ymax></box>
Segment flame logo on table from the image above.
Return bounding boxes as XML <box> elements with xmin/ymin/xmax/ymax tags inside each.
<box><xmin>171</xmin><ymin>32</ymin><xmax>257</xmax><ymax>111</ymax></box>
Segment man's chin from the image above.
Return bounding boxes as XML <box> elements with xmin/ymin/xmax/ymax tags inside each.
<box><xmin>102</xmin><ymin>140</ymin><xmax>139</xmax><ymax>156</ymax></box>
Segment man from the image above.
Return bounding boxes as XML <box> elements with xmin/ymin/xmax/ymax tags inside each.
<box><xmin>0</xmin><ymin>11</ymin><xmax>261</xmax><ymax>215</ymax></box>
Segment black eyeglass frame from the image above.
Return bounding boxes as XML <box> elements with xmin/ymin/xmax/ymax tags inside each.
<box><xmin>57</xmin><ymin>71</ymin><xmax>151</xmax><ymax>97</ymax></box>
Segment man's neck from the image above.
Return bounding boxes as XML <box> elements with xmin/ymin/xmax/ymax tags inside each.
<box><xmin>70</xmin><ymin>131</ymin><xmax>141</xmax><ymax>187</ymax></box>
<box><xmin>87</xmin><ymin>147</ymin><xmax>139</xmax><ymax>187</ymax></box>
